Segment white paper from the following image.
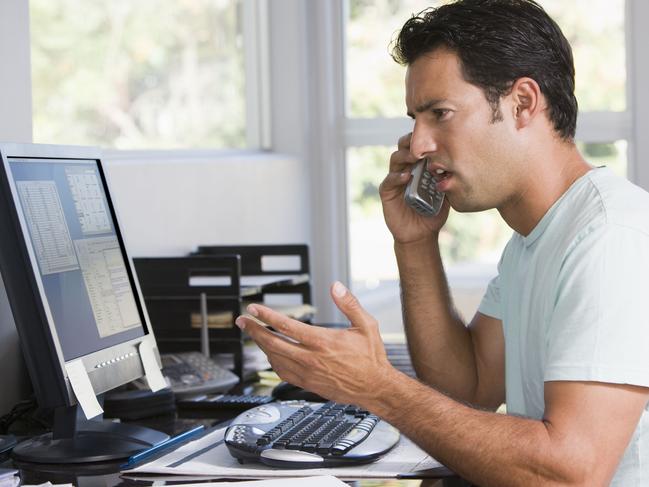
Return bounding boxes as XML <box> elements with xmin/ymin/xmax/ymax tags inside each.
<box><xmin>64</xmin><ymin>360</ymin><xmax>103</xmax><ymax>419</ymax></box>
<box><xmin>138</xmin><ymin>340</ymin><xmax>168</xmax><ymax>392</ymax></box>
<box><xmin>147</xmin><ymin>476</ymin><xmax>346</xmax><ymax>487</ymax></box>
<box><xmin>124</xmin><ymin>426</ymin><xmax>443</xmax><ymax>480</ymax></box>
<box><xmin>189</xmin><ymin>274</ymin><xmax>309</xmax><ymax>288</ymax></box>
<box><xmin>0</xmin><ymin>471</ymin><xmax>20</xmax><ymax>487</ymax></box>
<box><xmin>0</xmin><ymin>469</ymin><xmax>19</xmax><ymax>480</ymax></box>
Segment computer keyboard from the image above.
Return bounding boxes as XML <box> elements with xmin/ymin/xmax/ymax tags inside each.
<box><xmin>385</xmin><ymin>342</ymin><xmax>416</xmax><ymax>378</ymax></box>
<box><xmin>225</xmin><ymin>400</ymin><xmax>399</xmax><ymax>468</ymax></box>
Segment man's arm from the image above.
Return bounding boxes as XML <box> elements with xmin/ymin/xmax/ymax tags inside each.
<box><xmin>374</xmin><ymin>373</ymin><xmax>648</xmax><ymax>487</ymax></box>
<box><xmin>237</xmin><ymin>289</ymin><xmax>649</xmax><ymax>487</ymax></box>
<box><xmin>381</xmin><ymin>133</ymin><xmax>504</xmax><ymax>408</ymax></box>
<box><xmin>395</xmin><ymin>237</ymin><xmax>505</xmax><ymax>409</ymax></box>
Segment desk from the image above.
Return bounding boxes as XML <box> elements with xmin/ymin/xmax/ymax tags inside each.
<box><xmin>5</xmin><ymin>408</ymin><xmax>465</xmax><ymax>487</ymax></box>
<box><xmin>4</xmin><ymin>365</ymin><xmax>466</xmax><ymax>486</ymax></box>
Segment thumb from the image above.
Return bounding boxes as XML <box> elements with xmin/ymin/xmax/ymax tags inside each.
<box><xmin>330</xmin><ymin>281</ymin><xmax>378</xmax><ymax>331</ymax></box>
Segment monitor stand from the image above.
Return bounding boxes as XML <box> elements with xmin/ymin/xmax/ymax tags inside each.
<box><xmin>11</xmin><ymin>404</ymin><xmax>169</xmax><ymax>464</ymax></box>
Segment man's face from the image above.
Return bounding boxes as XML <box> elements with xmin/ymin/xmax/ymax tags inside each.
<box><xmin>405</xmin><ymin>48</ymin><xmax>524</xmax><ymax>212</ymax></box>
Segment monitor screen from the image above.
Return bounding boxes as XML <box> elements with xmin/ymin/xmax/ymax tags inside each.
<box><xmin>7</xmin><ymin>157</ymin><xmax>146</xmax><ymax>361</ymax></box>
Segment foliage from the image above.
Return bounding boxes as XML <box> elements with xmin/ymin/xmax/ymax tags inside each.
<box><xmin>30</xmin><ymin>0</ymin><xmax>246</xmax><ymax>149</ymax></box>
<box><xmin>346</xmin><ymin>0</ymin><xmax>626</xmax><ymax>118</ymax></box>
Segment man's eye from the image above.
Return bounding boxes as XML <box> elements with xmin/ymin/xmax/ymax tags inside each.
<box><xmin>432</xmin><ymin>109</ymin><xmax>451</xmax><ymax>121</ymax></box>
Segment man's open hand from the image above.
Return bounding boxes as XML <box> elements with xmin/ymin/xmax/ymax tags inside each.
<box><xmin>235</xmin><ymin>281</ymin><xmax>398</xmax><ymax>407</ymax></box>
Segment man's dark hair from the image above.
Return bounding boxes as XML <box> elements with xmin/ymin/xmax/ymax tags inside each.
<box><xmin>391</xmin><ymin>0</ymin><xmax>578</xmax><ymax>140</ymax></box>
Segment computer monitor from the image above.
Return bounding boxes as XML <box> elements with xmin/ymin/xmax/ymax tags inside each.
<box><xmin>0</xmin><ymin>142</ymin><xmax>168</xmax><ymax>463</ymax></box>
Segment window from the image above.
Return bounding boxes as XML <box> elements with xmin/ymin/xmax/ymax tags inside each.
<box><xmin>30</xmin><ymin>0</ymin><xmax>247</xmax><ymax>149</ymax></box>
<box><xmin>542</xmin><ymin>0</ymin><xmax>626</xmax><ymax>113</ymax></box>
<box><xmin>344</xmin><ymin>0</ymin><xmax>629</xmax><ymax>332</ymax></box>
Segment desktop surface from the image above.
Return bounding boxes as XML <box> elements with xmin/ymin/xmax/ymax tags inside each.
<box><xmin>8</xmin><ymin>409</ymin><xmax>456</xmax><ymax>487</ymax></box>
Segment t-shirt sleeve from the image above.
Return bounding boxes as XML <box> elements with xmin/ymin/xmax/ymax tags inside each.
<box><xmin>544</xmin><ymin>224</ymin><xmax>649</xmax><ymax>386</ymax></box>
<box><xmin>478</xmin><ymin>273</ymin><xmax>502</xmax><ymax>320</ymax></box>
<box><xmin>478</xmin><ymin>241</ymin><xmax>508</xmax><ymax>320</ymax></box>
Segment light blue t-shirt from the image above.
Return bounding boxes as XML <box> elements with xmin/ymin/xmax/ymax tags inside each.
<box><xmin>479</xmin><ymin>167</ymin><xmax>649</xmax><ymax>485</ymax></box>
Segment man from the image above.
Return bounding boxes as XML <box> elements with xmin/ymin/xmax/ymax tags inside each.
<box><xmin>236</xmin><ymin>1</ymin><xmax>649</xmax><ymax>485</ymax></box>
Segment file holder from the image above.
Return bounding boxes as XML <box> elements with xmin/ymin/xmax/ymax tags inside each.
<box><xmin>192</xmin><ymin>244</ymin><xmax>313</xmax><ymax>320</ymax></box>
<box><xmin>134</xmin><ymin>255</ymin><xmax>245</xmax><ymax>379</ymax></box>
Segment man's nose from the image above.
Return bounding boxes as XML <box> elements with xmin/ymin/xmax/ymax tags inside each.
<box><xmin>410</xmin><ymin>124</ymin><xmax>438</xmax><ymax>160</ymax></box>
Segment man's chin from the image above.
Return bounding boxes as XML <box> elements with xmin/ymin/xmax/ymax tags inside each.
<box><xmin>448</xmin><ymin>197</ymin><xmax>493</xmax><ymax>213</ymax></box>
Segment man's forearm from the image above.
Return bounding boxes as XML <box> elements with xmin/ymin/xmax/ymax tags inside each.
<box><xmin>369</xmin><ymin>371</ymin><xmax>592</xmax><ymax>487</ymax></box>
<box><xmin>395</xmin><ymin>238</ymin><xmax>479</xmax><ymax>401</ymax></box>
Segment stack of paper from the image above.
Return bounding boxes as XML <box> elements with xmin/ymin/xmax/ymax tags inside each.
<box><xmin>190</xmin><ymin>304</ymin><xmax>316</xmax><ymax>329</ymax></box>
<box><xmin>122</xmin><ymin>426</ymin><xmax>444</xmax><ymax>480</ymax></box>
<box><xmin>0</xmin><ymin>469</ymin><xmax>20</xmax><ymax>487</ymax></box>
<box><xmin>151</xmin><ymin>476</ymin><xmax>347</xmax><ymax>487</ymax></box>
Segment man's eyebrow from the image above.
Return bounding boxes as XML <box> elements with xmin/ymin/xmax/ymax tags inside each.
<box><xmin>407</xmin><ymin>99</ymin><xmax>448</xmax><ymax>118</ymax></box>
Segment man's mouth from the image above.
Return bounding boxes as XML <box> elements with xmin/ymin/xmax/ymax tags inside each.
<box><xmin>430</xmin><ymin>167</ymin><xmax>453</xmax><ymax>192</ymax></box>
<box><xmin>433</xmin><ymin>168</ymin><xmax>451</xmax><ymax>183</ymax></box>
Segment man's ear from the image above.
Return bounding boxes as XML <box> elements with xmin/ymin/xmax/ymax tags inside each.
<box><xmin>510</xmin><ymin>77</ymin><xmax>543</xmax><ymax>130</ymax></box>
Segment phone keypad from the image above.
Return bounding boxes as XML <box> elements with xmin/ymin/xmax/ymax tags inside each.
<box><xmin>162</xmin><ymin>351</ymin><xmax>240</xmax><ymax>393</ymax></box>
<box><xmin>417</xmin><ymin>170</ymin><xmax>444</xmax><ymax>215</ymax></box>
<box><xmin>404</xmin><ymin>160</ymin><xmax>445</xmax><ymax>216</ymax></box>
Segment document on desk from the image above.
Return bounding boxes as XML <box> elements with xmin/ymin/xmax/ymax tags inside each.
<box><xmin>122</xmin><ymin>426</ymin><xmax>443</xmax><ymax>480</ymax></box>
<box><xmin>144</xmin><ymin>476</ymin><xmax>347</xmax><ymax>486</ymax></box>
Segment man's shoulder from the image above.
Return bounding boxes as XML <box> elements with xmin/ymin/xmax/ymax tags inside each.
<box><xmin>553</xmin><ymin>168</ymin><xmax>649</xmax><ymax>235</ymax></box>
<box><xmin>496</xmin><ymin>168</ymin><xmax>649</xmax><ymax>271</ymax></box>
<box><xmin>585</xmin><ymin>168</ymin><xmax>649</xmax><ymax>233</ymax></box>
<box><xmin>553</xmin><ymin>169</ymin><xmax>649</xmax><ymax>264</ymax></box>
<box><xmin>525</xmin><ymin>168</ymin><xmax>649</xmax><ymax>264</ymax></box>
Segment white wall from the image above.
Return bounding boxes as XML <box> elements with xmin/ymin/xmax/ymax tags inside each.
<box><xmin>0</xmin><ymin>0</ymin><xmax>33</xmax><ymax>415</ymax></box>
<box><xmin>104</xmin><ymin>152</ymin><xmax>310</xmax><ymax>256</ymax></box>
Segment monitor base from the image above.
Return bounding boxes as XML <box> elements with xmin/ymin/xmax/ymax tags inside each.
<box><xmin>11</xmin><ymin>420</ymin><xmax>169</xmax><ymax>464</ymax></box>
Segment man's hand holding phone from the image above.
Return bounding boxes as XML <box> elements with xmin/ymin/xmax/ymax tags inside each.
<box><xmin>379</xmin><ymin>133</ymin><xmax>450</xmax><ymax>244</ymax></box>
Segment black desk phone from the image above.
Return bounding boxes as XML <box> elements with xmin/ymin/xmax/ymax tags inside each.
<box><xmin>160</xmin><ymin>352</ymin><xmax>239</xmax><ymax>396</ymax></box>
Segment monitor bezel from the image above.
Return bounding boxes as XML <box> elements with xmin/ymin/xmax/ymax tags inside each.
<box><xmin>0</xmin><ymin>142</ymin><xmax>159</xmax><ymax>409</ymax></box>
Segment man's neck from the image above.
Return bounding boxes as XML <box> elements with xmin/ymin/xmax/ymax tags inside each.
<box><xmin>498</xmin><ymin>144</ymin><xmax>592</xmax><ymax>236</ymax></box>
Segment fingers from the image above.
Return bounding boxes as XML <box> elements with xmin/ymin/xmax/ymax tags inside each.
<box><xmin>238</xmin><ymin>304</ymin><xmax>320</xmax><ymax>347</ymax></box>
<box><xmin>235</xmin><ymin>314</ymin><xmax>303</xmax><ymax>358</ymax></box>
<box><xmin>238</xmin><ymin>318</ymin><xmax>310</xmax><ymax>389</ymax></box>
<box><xmin>389</xmin><ymin>148</ymin><xmax>417</xmax><ymax>173</ymax></box>
<box><xmin>330</xmin><ymin>281</ymin><xmax>379</xmax><ymax>333</ymax></box>
<box><xmin>379</xmin><ymin>170</ymin><xmax>411</xmax><ymax>197</ymax></box>
<box><xmin>390</xmin><ymin>133</ymin><xmax>418</xmax><ymax>173</ymax></box>
<box><xmin>387</xmin><ymin>131</ymin><xmax>417</xmax><ymax>193</ymax></box>
<box><xmin>397</xmin><ymin>132</ymin><xmax>412</xmax><ymax>151</ymax></box>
